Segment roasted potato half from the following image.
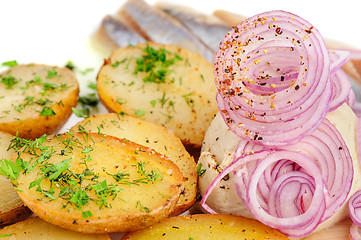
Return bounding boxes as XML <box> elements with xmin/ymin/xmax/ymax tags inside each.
<box><xmin>122</xmin><ymin>214</ymin><xmax>289</xmax><ymax>240</ymax></box>
<box><xmin>71</xmin><ymin>113</ymin><xmax>197</xmax><ymax>216</ymax></box>
<box><xmin>0</xmin><ymin>131</ymin><xmax>32</xmax><ymax>225</ymax></box>
<box><xmin>13</xmin><ymin>132</ymin><xmax>183</xmax><ymax>233</ymax></box>
<box><xmin>0</xmin><ymin>64</ymin><xmax>79</xmax><ymax>139</ymax></box>
<box><xmin>0</xmin><ymin>216</ymin><xmax>110</xmax><ymax>239</ymax></box>
<box><xmin>97</xmin><ymin>42</ymin><xmax>218</xmax><ymax>148</ymax></box>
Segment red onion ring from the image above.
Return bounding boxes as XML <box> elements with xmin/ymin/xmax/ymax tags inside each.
<box><xmin>215</xmin><ymin>10</ymin><xmax>332</xmax><ymax>146</ymax></box>
<box><xmin>329</xmin><ymin>69</ymin><xmax>351</xmax><ymax>111</ymax></box>
<box><xmin>348</xmin><ymin>89</ymin><xmax>356</xmax><ymax>108</ymax></box>
<box><xmin>357</xmin><ymin>118</ymin><xmax>361</xmax><ymax>165</ymax></box>
<box><xmin>329</xmin><ymin>50</ymin><xmax>350</xmax><ymax>75</ymax></box>
<box><xmin>352</xmin><ymin>104</ymin><xmax>361</xmax><ymax>118</ymax></box>
<box><xmin>350</xmin><ymin>223</ymin><xmax>361</xmax><ymax>240</ymax></box>
<box><xmin>201</xmin><ymin>118</ymin><xmax>353</xmax><ymax>237</ymax></box>
<box><xmin>349</xmin><ymin>190</ymin><xmax>361</xmax><ymax>239</ymax></box>
<box><xmin>328</xmin><ymin>50</ymin><xmax>351</xmax><ymax>111</ymax></box>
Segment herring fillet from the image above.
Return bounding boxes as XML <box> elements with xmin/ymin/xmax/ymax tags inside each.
<box><xmin>118</xmin><ymin>0</ymin><xmax>215</xmax><ymax>62</ymax></box>
<box><xmin>212</xmin><ymin>9</ymin><xmax>247</xmax><ymax>26</ymax></box>
<box><xmin>101</xmin><ymin>15</ymin><xmax>146</xmax><ymax>48</ymax></box>
<box><xmin>155</xmin><ymin>1</ymin><xmax>231</xmax><ymax>52</ymax></box>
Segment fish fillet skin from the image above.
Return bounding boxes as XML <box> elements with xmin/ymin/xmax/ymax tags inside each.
<box><xmin>155</xmin><ymin>1</ymin><xmax>231</xmax><ymax>52</ymax></box>
<box><xmin>118</xmin><ymin>0</ymin><xmax>215</xmax><ymax>63</ymax></box>
<box><xmin>100</xmin><ymin>15</ymin><xmax>146</xmax><ymax>48</ymax></box>
<box><xmin>212</xmin><ymin>9</ymin><xmax>247</xmax><ymax>26</ymax></box>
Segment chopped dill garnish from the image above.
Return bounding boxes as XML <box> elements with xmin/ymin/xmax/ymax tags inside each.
<box><xmin>134</xmin><ymin>45</ymin><xmax>182</xmax><ymax>84</ymax></box>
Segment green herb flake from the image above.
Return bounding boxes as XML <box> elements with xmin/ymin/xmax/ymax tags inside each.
<box><xmin>80</xmin><ymin>67</ymin><xmax>94</xmax><ymax>75</ymax></box>
<box><xmin>72</xmin><ymin>107</ymin><xmax>89</xmax><ymax>118</ymax></box>
<box><xmin>65</xmin><ymin>60</ymin><xmax>76</xmax><ymax>71</ymax></box>
<box><xmin>87</xmin><ymin>82</ymin><xmax>97</xmax><ymax>90</ymax></box>
<box><xmin>0</xmin><ymin>159</ymin><xmax>22</xmax><ymax>181</ymax></box>
<box><xmin>150</xmin><ymin>99</ymin><xmax>156</xmax><ymax>107</ymax></box>
<box><xmin>159</xmin><ymin>93</ymin><xmax>169</xmax><ymax>108</ymax></box>
<box><xmin>1</xmin><ymin>60</ymin><xmax>18</xmax><ymax>67</ymax></box>
<box><xmin>96</xmin><ymin>124</ymin><xmax>103</xmax><ymax>135</ymax></box>
<box><xmin>42</xmin><ymin>188</ymin><xmax>56</xmax><ymax>200</ymax></box>
<box><xmin>136</xmin><ymin>162</ymin><xmax>161</xmax><ymax>183</ymax></box>
<box><xmin>182</xmin><ymin>93</ymin><xmax>195</xmax><ymax>109</ymax></box>
<box><xmin>46</xmin><ymin>69</ymin><xmax>58</xmax><ymax>79</ymax></box>
<box><xmin>134</xmin><ymin>45</ymin><xmax>182</xmax><ymax>84</ymax></box>
<box><xmin>69</xmin><ymin>189</ymin><xmax>89</xmax><ymax>208</ymax></box>
<box><xmin>1</xmin><ymin>75</ymin><xmax>19</xmax><ymax>89</ymax></box>
<box><xmin>82</xmin><ymin>146</ymin><xmax>94</xmax><ymax>154</ymax></box>
<box><xmin>116</xmin><ymin>97</ymin><xmax>127</xmax><ymax>105</ymax></box>
<box><xmin>40</xmin><ymin>108</ymin><xmax>55</xmax><ymax>116</ymax></box>
<box><xmin>0</xmin><ymin>233</ymin><xmax>14</xmax><ymax>237</ymax></box>
<box><xmin>197</xmin><ymin>163</ymin><xmax>206</xmax><ymax>176</ymax></box>
<box><xmin>136</xmin><ymin>200</ymin><xmax>150</xmax><ymax>213</ymax></box>
<box><xmin>135</xmin><ymin>109</ymin><xmax>146</xmax><ymax>117</ymax></box>
<box><xmin>82</xmin><ymin>210</ymin><xmax>93</xmax><ymax>218</ymax></box>
<box><xmin>91</xmin><ymin>179</ymin><xmax>108</xmax><ymax>194</ymax></box>
<box><xmin>79</xmin><ymin>93</ymin><xmax>99</xmax><ymax>107</ymax></box>
<box><xmin>111</xmin><ymin>61</ymin><xmax>121</xmax><ymax>68</ymax></box>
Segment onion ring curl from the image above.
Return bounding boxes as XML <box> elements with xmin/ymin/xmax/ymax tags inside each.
<box><xmin>215</xmin><ymin>10</ymin><xmax>332</xmax><ymax>146</ymax></box>
<box><xmin>201</xmin><ymin>118</ymin><xmax>353</xmax><ymax>238</ymax></box>
<box><xmin>349</xmin><ymin>190</ymin><xmax>361</xmax><ymax>229</ymax></box>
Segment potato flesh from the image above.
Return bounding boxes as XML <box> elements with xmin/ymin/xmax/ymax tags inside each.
<box><xmin>0</xmin><ymin>176</ymin><xmax>23</xmax><ymax>213</ymax></box>
<box><xmin>71</xmin><ymin>113</ymin><xmax>197</xmax><ymax>215</ymax></box>
<box><xmin>15</xmin><ymin>133</ymin><xmax>183</xmax><ymax>233</ymax></box>
<box><xmin>0</xmin><ymin>131</ymin><xmax>31</xmax><ymax>225</ymax></box>
<box><xmin>0</xmin><ymin>217</ymin><xmax>110</xmax><ymax>240</ymax></box>
<box><xmin>0</xmin><ymin>64</ymin><xmax>79</xmax><ymax>139</ymax></box>
<box><xmin>97</xmin><ymin>42</ymin><xmax>218</xmax><ymax>147</ymax></box>
<box><xmin>0</xmin><ymin>64</ymin><xmax>75</xmax><ymax>121</ymax></box>
<box><xmin>122</xmin><ymin>214</ymin><xmax>289</xmax><ymax>240</ymax></box>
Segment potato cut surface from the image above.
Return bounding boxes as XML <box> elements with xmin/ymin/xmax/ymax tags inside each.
<box><xmin>0</xmin><ymin>131</ymin><xmax>32</xmax><ymax>225</ymax></box>
<box><xmin>14</xmin><ymin>132</ymin><xmax>183</xmax><ymax>233</ymax></box>
<box><xmin>97</xmin><ymin>42</ymin><xmax>218</xmax><ymax>147</ymax></box>
<box><xmin>0</xmin><ymin>217</ymin><xmax>110</xmax><ymax>240</ymax></box>
<box><xmin>0</xmin><ymin>64</ymin><xmax>79</xmax><ymax>139</ymax></box>
<box><xmin>71</xmin><ymin>113</ymin><xmax>197</xmax><ymax>215</ymax></box>
<box><xmin>122</xmin><ymin>214</ymin><xmax>289</xmax><ymax>240</ymax></box>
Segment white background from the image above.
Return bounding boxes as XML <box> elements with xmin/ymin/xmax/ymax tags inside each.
<box><xmin>0</xmin><ymin>0</ymin><xmax>360</xmax><ymax>238</ymax></box>
<box><xmin>0</xmin><ymin>0</ymin><xmax>360</xmax><ymax>68</ymax></box>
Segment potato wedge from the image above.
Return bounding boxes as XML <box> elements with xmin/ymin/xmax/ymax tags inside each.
<box><xmin>0</xmin><ymin>216</ymin><xmax>110</xmax><ymax>239</ymax></box>
<box><xmin>0</xmin><ymin>64</ymin><xmax>79</xmax><ymax>139</ymax></box>
<box><xmin>0</xmin><ymin>176</ymin><xmax>31</xmax><ymax>226</ymax></box>
<box><xmin>0</xmin><ymin>131</ymin><xmax>31</xmax><ymax>225</ymax></box>
<box><xmin>70</xmin><ymin>113</ymin><xmax>197</xmax><ymax>216</ymax></box>
<box><xmin>97</xmin><ymin>42</ymin><xmax>218</xmax><ymax>148</ymax></box>
<box><xmin>13</xmin><ymin>132</ymin><xmax>183</xmax><ymax>233</ymax></box>
<box><xmin>122</xmin><ymin>214</ymin><xmax>289</xmax><ymax>240</ymax></box>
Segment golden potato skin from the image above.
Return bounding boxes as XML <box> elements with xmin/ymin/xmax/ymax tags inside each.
<box><xmin>122</xmin><ymin>214</ymin><xmax>289</xmax><ymax>240</ymax></box>
<box><xmin>0</xmin><ymin>64</ymin><xmax>79</xmax><ymax>139</ymax></box>
<box><xmin>97</xmin><ymin>42</ymin><xmax>218</xmax><ymax>148</ymax></box>
<box><xmin>71</xmin><ymin>113</ymin><xmax>197</xmax><ymax>216</ymax></box>
<box><xmin>15</xmin><ymin>133</ymin><xmax>183</xmax><ymax>233</ymax></box>
<box><xmin>0</xmin><ymin>217</ymin><xmax>111</xmax><ymax>239</ymax></box>
<box><xmin>0</xmin><ymin>131</ymin><xmax>32</xmax><ymax>225</ymax></box>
